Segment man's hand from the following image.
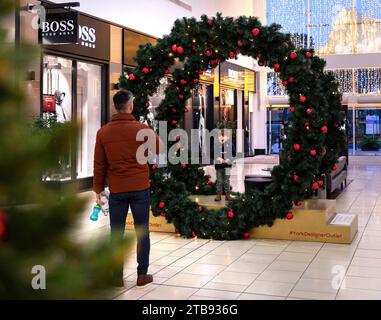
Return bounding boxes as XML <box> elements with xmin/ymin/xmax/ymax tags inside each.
<box><xmin>95</xmin><ymin>192</ymin><xmax>105</xmax><ymax>206</ymax></box>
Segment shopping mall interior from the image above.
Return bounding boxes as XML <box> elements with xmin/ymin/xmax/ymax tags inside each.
<box><xmin>1</xmin><ymin>0</ymin><xmax>381</xmax><ymax>304</ymax></box>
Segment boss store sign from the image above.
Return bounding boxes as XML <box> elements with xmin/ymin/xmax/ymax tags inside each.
<box><xmin>42</xmin><ymin>13</ymin><xmax>110</xmax><ymax>61</ymax></box>
<box><xmin>40</xmin><ymin>12</ymin><xmax>79</xmax><ymax>45</ymax></box>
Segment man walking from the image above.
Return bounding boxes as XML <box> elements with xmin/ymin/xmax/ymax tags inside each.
<box><xmin>93</xmin><ymin>90</ymin><xmax>161</xmax><ymax>288</ymax></box>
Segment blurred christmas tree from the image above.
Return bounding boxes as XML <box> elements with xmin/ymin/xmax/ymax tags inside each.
<box><xmin>0</xmin><ymin>1</ymin><xmax>129</xmax><ymax>299</ymax></box>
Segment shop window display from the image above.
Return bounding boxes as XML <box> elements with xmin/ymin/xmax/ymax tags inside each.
<box><xmin>43</xmin><ymin>55</ymin><xmax>73</xmax><ymax>123</ymax></box>
<box><xmin>42</xmin><ymin>56</ymin><xmax>103</xmax><ymax>181</ymax></box>
<box><xmin>220</xmin><ymin>88</ymin><xmax>235</xmax><ymax>123</ymax></box>
<box><xmin>42</xmin><ymin>56</ymin><xmax>73</xmax><ymax>181</ymax></box>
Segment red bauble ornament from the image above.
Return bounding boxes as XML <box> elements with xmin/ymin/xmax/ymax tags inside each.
<box><xmin>206</xmin><ymin>180</ymin><xmax>213</xmax><ymax>185</ymax></box>
<box><xmin>306</xmin><ymin>51</ymin><xmax>312</xmax><ymax>58</ymax></box>
<box><xmin>286</xmin><ymin>212</ymin><xmax>294</xmax><ymax>220</ymax></box>
<box><xmin>318</xmin><ymin>179</ymin><xmax>324</xmax><ymax>187</ymax></box>
<box><xmin>205</xmin><ymin>50</ymin><xmax>212</xmax><ymax>57</ymax></box>
<box><xmin>228</xmin><ymin>210</ymin><xmax>234</xmax><ymax>219</ymax></box>
<box><xmin>192</xmin><ymin>231</ymin><xmax>196</xmax><ymax>238</ymax></box>
<box><xmin>198</xmin><ymin>206</ymin><xmax>203</xmax><ymax>212</ymax></box>
<box><xmin>229</xmin><ymin>52</ymin><xmax>236</xmax><ymax>59</ymax></box>
<box><xmin>243</xmin><ymin>232</ymin><xmax>250</xmax><ymax>239</ymax></box>
<box><xmin>172</xmin><ymin>108</ymin><xmax>177</xmax><ymax>113</ymax></box>
<box><xmin>306</xmin><ymin>108</ymin><xmax>313</xmax><ymax>115</ymax></box>
<box><xmin>293</xmin><ymin>175</ymin><xmax>299</xmax><ymax>182</ymax></box>
<box><xmin>145</xmin><ymin>102</ymin><xmax>150</xmax><ymax>108</ymax></box>
<box><xmin>288</xmin><ymin>77</ymin><xmax>295</xmax><ymax>83</ymax></box>
<box><xmin>310</xmin><ymin>149</ymin><xmax>317</xmax><ymax>156</ymax></box>
<box><xmin>290</xmin><ymin>106</ymin><xmax>295</xmax><ymax>113</ymax></box>
<box><xmin>181</xmin><ymin>163</ymin><xmax>187</xmax><ymax>169</ymax></box>
<box><xmin>296</xmin><ymin>201</ymin><xmax>302</xmax><ymax>207</ymax></box>
<box><xmin>177</xmin><ymin>46</ymin><xmax>184</xmax><ymax>54</ymax></box>
<box><xmin>334</xmin><ymin>122</ymin><xmax>340</xmax><ymax>128</ymax></box>
<box><xmin>161</xmin><ymin>212</ymin><xmax>166</xmax><ymax>217</ymax></box>
<box><xmin>0</xmin><ymin>209</ymin><xmax>5</xmax><ymax>240</ymax></box>
<box><xmin>237</xmin><ymin>40</ymin><xmax>243</xmax><ymax>47</ymax></box>
<box><xmin>193</xmin><ymin>78</ymin><xmax>199</xmax><ymax>84</ymax></box>
<box><xmin>165</xmin><ymin>69</ymin><xmax>170</xmax><ymax>75</ymax></box>
<box><xmin>208</xmin><ymin>19</ymin><xmax>213</xmax><ymax>26</ymax></box>
<box><xmin>252</xmin><ymin>28</ymin><xmax>260</xmax><ymax>36</ymax></box>
<box><xmin>290</xmin><ymin>52</ymin><xmax>298</xmax><ymax>59</ymax></box>
<box><xmin>176</xmin><ymin>136</ymin><xmax>181</xmax><ymax>141</ymax></box>
<box><xmin>305</xmin><ymin>121</ymin><xmax>310</xmax><ymax>127</ymax></box>
<box><xmin>142</xmin><ymin>67</ymin><xmax>150</xmax><ymax>74</ymax></box>
<box><xmin>159</xmin><ymin>202</ymin><xmax>165</xmax><ymax>209</ymax></box>
<box><xmin>171</xmin><ymin>120</ymin><xmax>177</xmax><ymax>126</ymax></box>
<box><xmin>258</xmin><ymin>61</ymin><xmax>265</xmax><ymax>67</ymax></box>
<box><xmin>152</xmin><ymin>164</ymin><xmax>157</xmax><ymax>170</ymax></box>
<box><xmin>185</xmin><ymin>108</ymin><xmax>189</xmax><ymax>113</ymax></box>
<box><xmin>321</xmin><ymin>125</ymin><xmax>328</xmax><ymax>134</ymax></box>
<box><xmin>333</xmin><ymin>165</ymin><xmax>337</xmax><ymax>172</ymax></box>
<box><xmin>128</xmin><ymin>73</ymin><xmax>136</xmax><ymax>81</ymax></box>
<box><xmin>311</xmin><ymin>182</ymin><xmax>319</xmax><ymax>190</ymax></box>
<box><xmin>171</xmin><ymin>44</ymin><xmax>178</xmax><ymax>52</ymax></box>
<box><xmin>180</xmin><ymin>79</ymin><xmax>187</xmax><ymax>86</ymax></box>
<box><xmin>274</xmin><ymin>63</ymin><xmax>280</xmax><ymax>72</ymax></box>
<box><xmin>299</xmin><ymin>96</ymin><xmax>307</xmax><ymax>103</ymax></box>
<box><xmin>293</xmin><ymin>144</ymin><xmax>301</xmax><ymax>151</ymax></box>
<box><xmin>282</xmin><ymin>80</ymin><xmax>288</xmax><ymax>86</ymax></box>
<box><xmin>179</xmin><ymin>94</ymin><xmax>184</xmax><ymax>100</ymax></box>
<box><xmin>198</xmin><ymin>70</ymin><xmax>204</xmax><ymax>75</ymax></box>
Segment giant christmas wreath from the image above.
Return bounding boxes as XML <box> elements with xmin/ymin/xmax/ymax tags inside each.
<box><xmin>119</xmin><ymin>14</ymin><xmax>346</xmax><ymax>240</ymax></box>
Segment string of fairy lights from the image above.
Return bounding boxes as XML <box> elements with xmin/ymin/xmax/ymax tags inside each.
<box><xmin>266</xmin><ymin>0</ymin><xmax>381</xmax><ymax>95</ymax></box>
<box><xmin>268</xmin><ymin>68</ymin><xmax>381</xmax><ymax>95</ymax></box>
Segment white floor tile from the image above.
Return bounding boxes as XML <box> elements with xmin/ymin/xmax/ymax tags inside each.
<box><xmin>225</xmin><ymin>261</ymin><xmax>270</xmax><ymax>274</ymax></box>
<box><xmin>257</xmin><ymin>270</ymin><xmax>303</xmax><ymax>284</ymax></box>
<box><xmin>211</xmin><ymin>271</ymin><xmax>258</xmax><ymax>286</ymax></box>
<box><xmin>165</xmin><ymin>273</ymin><xmax>213</xmax><ymax>288</ymax></box>
<box><xmin>141</xmin><ymin>285</ymin><xmax>197</xmax><ymax>300</ymax></box>
<box><xmin>336</xmin><ymin>288</ymin><xmax>381</xmax><ymax>300</ymax></box>
<box><xmin>288</xmin><ymin>290</ymin><xmax>336</xmax><ymax>300</ymax></box>
<box><xmin>182</xmin><ymin>263</ymin><xmax>226</xmax><ymax>276</ymax></box>
<box><xmin>245</xmin><ymin>280</ymin><xmax>294</xmax><ymax>296</ymax></box>
<box><xmin>193</xmin><ymin>289</ymin><xmax>240</xmax><ymax>300</ymax></box>
<box><xmin>238</xmin><ymin>293</ymin><xmax>285</xmax><ymax>300</ymax></box>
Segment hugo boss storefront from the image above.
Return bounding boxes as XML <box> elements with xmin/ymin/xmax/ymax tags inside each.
<box><xmin>38</xmin><ymin>9</ymin><xmax>111</xmax><ymax>188</ymax></box>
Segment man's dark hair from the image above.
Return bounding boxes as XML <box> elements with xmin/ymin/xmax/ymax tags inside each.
<box><xmin>113</xmin><ymin>90</ymin><xmax>133</xmax><ymax>112</ymax></box>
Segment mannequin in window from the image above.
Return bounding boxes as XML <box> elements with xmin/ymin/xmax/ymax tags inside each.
<box><xmin>55</xmin><ymin>90</ymin><xmax>67</xmax><ymax>123</ymax></box>
<box><xmin>193</xmin><ymin>87</ymin><xmax>205</xmax><ymax>129</ymax></box>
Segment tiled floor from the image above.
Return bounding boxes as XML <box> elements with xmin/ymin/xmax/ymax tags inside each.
<box><xmin>74</xmin><ymin>157</ymin><xmax>381</xmax><ymax>300</ymax></box>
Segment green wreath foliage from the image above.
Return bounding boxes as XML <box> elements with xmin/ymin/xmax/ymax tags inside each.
<box><xmin>119</xmin><ymin>14</ymin><xmax>346</xmax><ymax>240</ymax></box>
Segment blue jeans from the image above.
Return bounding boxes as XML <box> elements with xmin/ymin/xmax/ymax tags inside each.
<box><xmin>109</xmin><ymin>189</ymin><xmax>150</xmax><ymax>276</ymax></box>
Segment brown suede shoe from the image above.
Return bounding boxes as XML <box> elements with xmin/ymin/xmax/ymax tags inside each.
<box><xmin>136</xmin><ymin>274</ymin><xmax>153</xmax><ymax>288</ymax></box>
<box><xmin>214</xmin><ymin>193</ymin><xmax>222</xmax><ymax>201</ymax></box>
<box><xmin>225</xmin><ymin>192</ymin><xmax>232</xmax><ymax>201</ymax></box>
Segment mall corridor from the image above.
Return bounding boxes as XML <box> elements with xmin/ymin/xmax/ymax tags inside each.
<box><xmin>72</xmin><ymin>159</ymin><xmax>381</xmax><ymax>300</ymax></box>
